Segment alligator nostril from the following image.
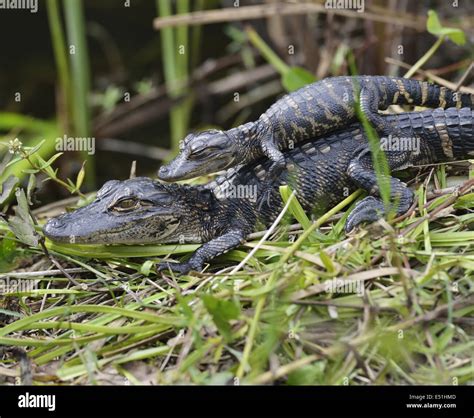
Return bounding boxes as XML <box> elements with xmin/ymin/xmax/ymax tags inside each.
<box><xmin>47</xmin><ymin>218</ymin><xmax>63</xmax><ymax>229</ymax></box>
<box><xmin>160</xmin><ymin>166</ymin><xmax>168</xmax><ymax>174</ymax></box>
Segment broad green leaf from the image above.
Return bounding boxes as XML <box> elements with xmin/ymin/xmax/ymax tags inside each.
<box><xmin>8</xmin><ymin>216</ymin><xmax>39</xmax><ymax>247</ymax></box>
<box><xmin>15</xmin><ymin>188</ymin><xmax>30</xmax><ymax>221</ymax></box>
<box><xmin>8</xmin><ymin>188</ymin><xmax>39</xmax><ymax>247</ymax></box>
<box><xmin>427</xmin><ymin>10</ymin><xmax>466</xmax><ymax>45</ymax></box>
<box><xmin>0</xmin><ymin>175</ymin><xmax>19</xmax><ymax>206</ymax></box>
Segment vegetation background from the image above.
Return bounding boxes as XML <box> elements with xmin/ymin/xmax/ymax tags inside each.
<box><xmin>0</xmin><ymin>0</ymin><xmax>473</xmax><ymax>385</ymax></box>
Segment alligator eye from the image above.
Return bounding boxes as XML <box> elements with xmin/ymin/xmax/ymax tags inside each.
<box><xmin>112</xmin><ymin>198</ymin><xmax>138</xmax><ymax>212</ymax></box>
<box><xmin>189</xmin><ymin>146</ymin><xmax>219</xmax><ymax>160</ymax></box>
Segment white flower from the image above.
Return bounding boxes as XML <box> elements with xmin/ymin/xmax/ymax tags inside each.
<box><xmin>8</xmin><ymin>138</ymin><xmax>23</xmax><ymax>154</ymax></box>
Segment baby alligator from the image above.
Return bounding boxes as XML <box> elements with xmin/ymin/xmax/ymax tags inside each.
<box><xmin>158</xmin><ymin>76</ymin><xmax>474</xmax><ymax>184</ymax></box>
<box><xmin>44</xmin><ymin>108</ymin><xmax>474</xmax><ymax>274</ymax></box>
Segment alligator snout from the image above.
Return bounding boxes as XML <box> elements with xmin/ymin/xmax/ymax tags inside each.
<box><xmin>43</xmin><ymin>218</ymin><xmax>64</xmax><ymax>235</ymax></box>
<box><xmin>43</xmin><ymin>215</ymin><xmax>70</xmax><ymax>242</ymax></box>
<box><xmin>158</xmin><ymin>165</ymin><xmax>179</xmax><ymax>181</ymax></box>
<box><xmin>45</xmin><ymin>217</ymin><xmax>64</xmax><ymax>229</ymax></box>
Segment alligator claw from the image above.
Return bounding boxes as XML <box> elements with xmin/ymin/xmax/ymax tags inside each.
<box><xmin>257</xmin><ymin>182</ymin><xmax>273</xmax><ymax>211</ymax></box>
<box><xmin>257</xmin><ymin>159</ymin><xmax>285</xmax><ymax>211</ymax></box>
<box><xmin>344</xmin><ymin>196</ymin><xmax>386</xmax><ymax>233</ymax></box>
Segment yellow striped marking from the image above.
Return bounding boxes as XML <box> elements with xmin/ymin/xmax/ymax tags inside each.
<box><xmin>392</xmin><ymin>91</ymin><xmax>400</xmax><ymax>104</ymax></box>
<box><xmin>421</xmin><ymin>82</ymin><xmax>429</xmax><ymax>105</ymax></box>
<box><xmin>395</xmin><ymin>79</ymin><xmax>414</xmax><ymax>104</ymax></box>
<box><xmin>435</xmin><ymin>123</ymin><xmax>453</xmax><ymax>158</ymax></box>
<box><xmin>438</xmin><ymin>87</ymin><xmax>447</xmax><ymax>108</ymax></box>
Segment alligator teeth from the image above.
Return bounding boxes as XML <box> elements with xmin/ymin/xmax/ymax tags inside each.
<box><xmin>157</xmin><ymin>216</ymin><xmax>181</xmax><ymax>240</ymax></box>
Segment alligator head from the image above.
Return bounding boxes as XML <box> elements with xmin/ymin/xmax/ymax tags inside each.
<box><xmin>158</xmin><ymin>129</ymin><xmax>240</xmax><ymax>181</ymax></box>
<box><xmin>43</xmin><ymin>177</ymin><xmax>213</xmax><ymax>245</ymax></box>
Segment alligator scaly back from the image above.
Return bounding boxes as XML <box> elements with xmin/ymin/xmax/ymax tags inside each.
<box><xmin>158</xmin><ymin>75</ymin><xmax>474</xmax><ymax>182</ymax></box>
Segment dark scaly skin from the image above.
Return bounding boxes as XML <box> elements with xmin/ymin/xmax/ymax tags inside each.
<box><xmin>158</xmin><ymin>76</ymin><xmax>474</xmax><ymax>183</ymax></box>
<box><xmin>44</xmin><ymin>108</ymin><xmax>474</xmax><ymax>275</ymax></box>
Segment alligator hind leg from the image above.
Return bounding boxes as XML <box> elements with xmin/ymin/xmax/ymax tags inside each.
<box><xmin>345</xmin><ymin>152</ymin><xmax>414</xmax><ymax>232</ymax></box>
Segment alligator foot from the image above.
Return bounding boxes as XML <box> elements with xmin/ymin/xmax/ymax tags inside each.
<box><xmin>257</xmin><ymin>159</ymin><xmax>285</xmax><ymax>211</ymax></box>
<box><xmin>157</xmin><ymin>261</ymin><xmax>196</xmax><ymax>275</ymax></box>
<box><xmin>344</xmin><ymin>196</ymin><xmax>386</xmax><ymax>233</ymax></box>
<box><xmin>345</xmin><ymin>148</ymin><xmax>414</xmax><ymax>233</ymax></box>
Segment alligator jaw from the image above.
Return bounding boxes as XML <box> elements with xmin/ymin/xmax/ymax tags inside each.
<box><xmin>158</xmin><ymin>130</ymin><xmax>239</xmax><ymax>181</ymax></box>
<box><xmin>43</xmin><ymin>212</ymin><xmax>180</xmax><ymax>245</ymax></box>
<box><xmin>42</xmin><ymin>177</ymin><xmax>204</xmax><ymax>245</ymax></box>
<box><xmin>158</xmin><ymin>153</ymin><xmax>236</xmax><ymax>181</ymax></box>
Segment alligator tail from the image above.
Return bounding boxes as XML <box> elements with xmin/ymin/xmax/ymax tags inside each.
<box><xmin>430</xmin><ymin>107</ymin><xmax>474</xmax><ymax>159</ymax></box>
<box><xmin>382</xmin><ymin>77</ymin><xmax>474</xmax><ymax>110</ymax></box>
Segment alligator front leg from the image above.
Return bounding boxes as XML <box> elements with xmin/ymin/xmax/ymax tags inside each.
<box><xmin>261</xmin><ymin>133</ymin><xmax>286</xmax><ymax>176</ymax></box>
<box><xmin>157</xmin><ymin>229</ymin><xmax>247</xmax><ymax>275</ymax></box>
<box><xmin>345</xmin><ymin>153</ymin><xmax>414</xmax><ymax>232</ymax></box>
<box><xmin>259</xmin><ymin>133</ymin><xmax>286</xmax><ymax>208</ymax></box>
